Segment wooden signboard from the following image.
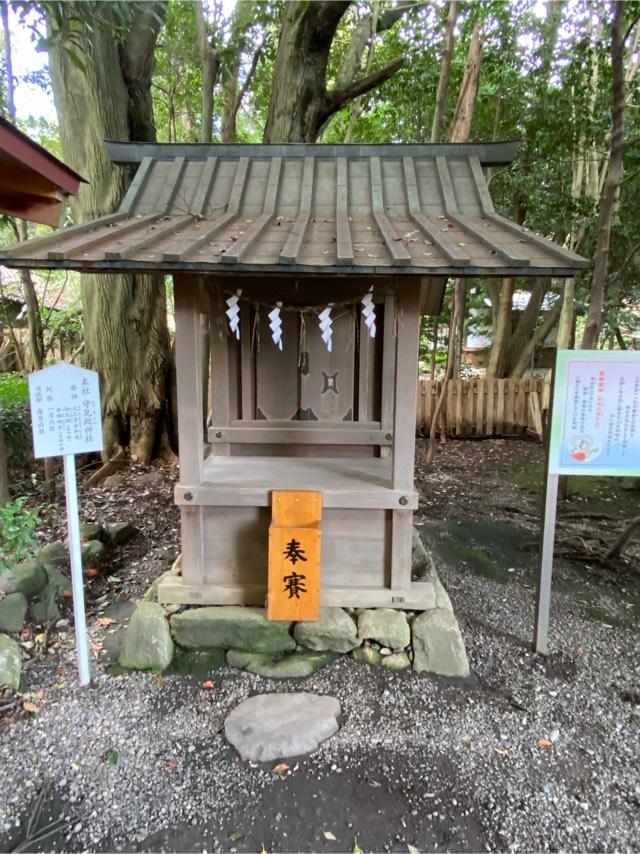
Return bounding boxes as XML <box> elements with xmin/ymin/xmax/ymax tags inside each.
<box><xmin>268</xmin><ymin>490</ymin><xmax>322</xmax><ymax>621</ymax></box>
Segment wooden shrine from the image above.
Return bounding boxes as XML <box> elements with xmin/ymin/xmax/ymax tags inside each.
<box><xmin>0</xmin><ymin>141</ymin><xmax>587</xmax><ymax>613</ymax></box>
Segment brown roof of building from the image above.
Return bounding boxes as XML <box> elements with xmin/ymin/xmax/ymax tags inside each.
<box><xmin>0</xmin><ymin>141</ymin><xmax>587</xmax><ymax>277</ymax></box>
<box><xmin>0</xmin><ymin>117</ymin><xmax>85</xmax><ymax>227</ymax></box>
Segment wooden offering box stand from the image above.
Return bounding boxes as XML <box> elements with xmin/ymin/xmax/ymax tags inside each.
<box><xmin>0</xmin><ymin>142</ymin><xmax>587</xmax><ymax>615</ymax></box>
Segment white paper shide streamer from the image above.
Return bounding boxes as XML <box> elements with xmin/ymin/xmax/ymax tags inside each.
<box><xmin>269</xmin><ymin>302</ymin><xmax>283</xmax><ymax>350</ymax></box>
<box><xmin>361</xmin><ymin>286</ymin><xmax>376</xmax><ymax>338</ymax></box>
<box><xmin>318</xmin><ymin>304</ymin><xmax>333</xmax><ymax>353</ymax></box>
<box><xmin>225</xmin><ymin>289</ymin><xmax>242</xmax><ymax>340</ymax></box>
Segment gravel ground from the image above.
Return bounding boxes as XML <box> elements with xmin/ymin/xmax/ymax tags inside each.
<box><xmin>0</xmin><ymin>441</ymin><xmax>638</xmax><ymax>853</ymax></box>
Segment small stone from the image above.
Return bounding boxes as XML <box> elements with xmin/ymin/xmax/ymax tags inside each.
<box><xmin>227</xmin><ymin>649</ymin><xmax>336</xmax><ymax>678</ymax></box>
<box><xmin>0</xmin><ymin>561</ymin><xmax>48</xmax><ymax>598</ymax></box>
<box><xmin>106</xmin><ymin>522</ymin><xmax>139</xmax><ymax>546</ymax></box>
<box><xmin>119</xmin><ymin>602</ymin><xmax>174</xmax><ymax>671</ymax></box>
<box><xmin>380</xmin><ymin>647</ymin><xmax>391</xmax><ymax>656</ymax></box>
<box><xmin>352</xmin><ymin>646</ymin><xmax>382</xmax><ymax>666</ymax></box>
<box><xmin>36</xmin><ymin>542</ymin><xmax>69</xmax><ymax>569</ymax></box>
<box><xmin>43</xmin><ymin>565</ymin><xmax>71</xmax><ymax>598</ymax></box>
<box><xmin>225</xmin><ymin>692</ymin><xmax>341</xmax><ymax>761</ymax></box>
<box><xmin>0</xmin><ymin>593</ymin><xmax>28</xmax><ymax>634</ymax></box>
<box><xmin>81</xmin><ymin>540</ymin><xmax>108</xmax><ymax>569</ymax></box>
<box><xmin>412</xmin><ymin>527</ymin><xmax>435</xmax><ymax>576</ymax></box>
<box><xmin>412</xmin><ymin>608</ymin><xmax>470</xmax><ymax>678</ymax></box>
<box><xmin>294</xmin><ymin>607</ymin><xmax>360</xmax><ymax>653</ymax></box>
<box><xmin>0</xmin><ymin>634</ymin><xmax>22</xmax><ymax>690</ymax></box>
<box><xmin>171</xmin><ymin>606</ymin><xmax>295</xmax><ymax>654</ymax></box>
<box><xmin>381</xmin><ymin>651</ymin><xmax>411</xmax><ymax>671</ymax></box>
<box><xmin>103</xmin><ymin>474</ymin><xmax>125</xmax><ymax>489</ymax></box>
<box><xmin>30</xmin><ymin>585</ymin><xmax>61</xmax><ymax>623</ymax></box>
<box><xmin>79</xmin><ymin>523</ymin><xmax>105</xmax><ymax>543</ymax></box>
<box><xmin>357</xmin><ymin>609</ymin><xmax>410</xmax><ymax>650</ymax></box>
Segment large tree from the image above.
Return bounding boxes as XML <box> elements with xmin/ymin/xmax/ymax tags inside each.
<box><xmin>46</xmin><ymin>1</ymin><xmax>171</xmax><ymax>462</ymax></box>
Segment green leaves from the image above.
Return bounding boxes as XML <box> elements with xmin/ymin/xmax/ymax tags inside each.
<box><xmin>0</xmin><ymin>496</ymin><xmax>41</xmax><ymax>575</ymax></box>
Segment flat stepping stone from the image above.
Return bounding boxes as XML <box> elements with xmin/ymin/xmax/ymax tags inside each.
<box><xmin>224</xmin><ymin>692</ymin><xmax>340</xmax><ymax>762</ymax></box>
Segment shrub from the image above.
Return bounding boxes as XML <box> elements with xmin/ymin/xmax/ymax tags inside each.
<box><xmin>0</xmin><ymin>496</ymin><xmax>41</xmax><ymax>574</ymax></box>
<box><xmin>0</xmin><ymin>372</ymin><xmax>31</xmax><ymax>466</ymax></box>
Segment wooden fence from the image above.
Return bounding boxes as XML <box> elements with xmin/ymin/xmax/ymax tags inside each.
<box><xmin>416</xmin><ymin>376</ymin><xmax>552</xmax><ymax>438</ymax></box>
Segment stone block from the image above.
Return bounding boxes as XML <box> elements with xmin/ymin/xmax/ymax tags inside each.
<box><xmin>171</xmin><ymin>606</ymin><xmax>295</xmax><ymax>654</ymax></box>
<box><xmin>0</xmin><ymin>593</ymin><xmax>28</xmax><ymax>634</ymax></box>
<box><xmin>294</xmin><ymin>607</ymin><xmax>360</xmax><ymax>653</ymax></box>
<box><xmin>119</xmin><ymin>602</ymin><xmax>174</xmax><ymax>671</ymax></box>
<box><xmin>0</xmin><ymin>634</ymin><xmax>21</xmax><ymax>690</ymax></box>
<box><xmin>412</xmin><ymin>608</ymin><xmax>470</xmax><ymax>678</ymax></box>
<box><xmin>357</xmin><ymin>608</ymin><xmax>410</xmax><ymax>649</ymax></box>
<box><xmin>226</xmin><ymin>649</ymin><xmax>336</xmax><ymax>678</ymax></box>
<box><xmin>225</xmin><ymin>693</ymin><xmax>341</xmax><ymax>762</ymax></box>
<box><xmin>381</xmin><ymin>651</ymin><xmax>411</xmax><ymax>671</ymax></box>
<box><xmin>0</xmin><ymin>561</ymin><xmax>47</xmax><ymax>598</ymax></box>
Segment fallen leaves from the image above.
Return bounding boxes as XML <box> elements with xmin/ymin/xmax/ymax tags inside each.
<box><xmin>22</xmin><ymin>701</ymin><xmax>40</xmax><ymax>714</ymax></box>
<box><xmin>167</xmin><ymin>759</ymin><xmax>176</xmax><ymax>769</ymax></box>
<box><xmin>273</xmin><ymin>762</ymin><xmax>289</xmax><ymax>775</ymax></box>
<box><xmin>97</xmin><ymin>617</ymin><xmax>116</xmax><ymax>627</ymax></box>
<box><xmin>537</xmin><ymin>737</ymin><xmax>552</xmax><ymax>748</ymax></box>
<box><xmin>323</xmin><ymin>831</ymin><xmax>337</xmax><ymax>841</ymax></box>
<box><xmin>201</xmin><ymin>679</ymin><xmax>215</xmax><ymax>690</ymax></box>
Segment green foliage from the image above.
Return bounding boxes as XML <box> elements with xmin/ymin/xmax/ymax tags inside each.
<box><xmin>0</xmin><ymin>496</ymin><xmax>40</xmax><ymax>574</ymax></box>
<box><xmin>0</xmin><ymin>373</ymin><xmax>31</xmax><ymax>466</ymax></box>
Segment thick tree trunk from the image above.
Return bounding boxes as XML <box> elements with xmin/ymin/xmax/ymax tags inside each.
<box><xmin>264</xmin><ymin>1</ymin><xmax>403</xmax><ymax>143</ymax></box>
<box><xmin>509</xmin><ymin>301</ymin><xmax>562</xmax><ymax>379</ymax></box>
<box><xmin>581</xmin><ymin>1</ymin><xmax>626</xmax><ymax>350</ymax></box>
<box><xmin>556</xmin><ymin>277</ymin><xmax>575</xmax><ymax>350</ymax></box>
<box><xmin>431</xmin><ymin>0</ymin><xmax>459</xmax><ymax>143</ymax></box>
<box><xmin>504</xmin><ymin>279</ymin><xmax>549</xmax><ymax>374</ymax></box>
<box><xmin>47</xmin><ymin>2</ymin><xmax>170</xmax><ymax>463</ymax></box>
<box><xmin>486</xmin><ymin>278</ymin><xmax>514</xmax><ymax>378</ymax></box>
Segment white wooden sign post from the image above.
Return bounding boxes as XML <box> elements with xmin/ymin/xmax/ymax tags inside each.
<box><xmin>535</xmin><ymin>349</ymin><xmax>640</xmax><ymax>654</ymax></box>
<box><xmin>28</xmin><ymin>363</ymin><xmax>103</xmax><ymax>686</ymax></box>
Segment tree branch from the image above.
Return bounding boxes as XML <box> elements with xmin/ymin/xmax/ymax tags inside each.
<box><xmin>324</xmin><ymin>56</ymin><xmax>405</xmax><ymax>119</ymax></box>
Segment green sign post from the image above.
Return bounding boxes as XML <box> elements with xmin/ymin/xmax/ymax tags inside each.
<box><xmin>535</xmin><ymin>349</ymin><xmax>640</xmax><ymax>653</ymax></box>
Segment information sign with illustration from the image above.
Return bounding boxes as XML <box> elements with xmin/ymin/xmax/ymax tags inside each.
<box><xmin>549</xmin><ymin>350</ymin><xmax>640</xmax><ymax>476</ymax></box>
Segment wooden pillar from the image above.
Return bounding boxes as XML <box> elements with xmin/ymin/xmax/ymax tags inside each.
<box><xmin>209</xmin><ymin>288</ymin><xmax>231</xmax><ymax>455</ymax></box>
<box><xmin>390</xmin><ymin>280</ymin><xmax>421</xmax><ymax>593</ymax></box>
<box><xmin>174</xmin><ymin>274</ymin><xmax>205</xmax><ymax>584</ymax></box>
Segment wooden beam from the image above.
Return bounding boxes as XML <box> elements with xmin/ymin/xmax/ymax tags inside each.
<box><xmin>467</xmin><ymin>156</ymin><xmax>495</xmax><ymax>214</ymax></box>
<box><xmin>446</xmin><ymin>213</ymin><xmax>531</xmax><ymax>267</ymax></box>
<box><xmin>222</xmin><ymin>156</ymin><xmax>282</xmax><ymax>263</ymax></box>
<box><xmin>402</xmin><ymin>157</ymin><xmax>471</xmax><ymax>266</ymax></box>
<box><xmin>47</xmin><ymin>214</ymin><xmax>158</xmax><ymax>260</ymax></box>
<box><xmin>174</xmin><ymin>274</ymin><xmax>205</xmax><ymax>585</ymax></box>
<box><xmin>336</xmin><ymin>156</ymin><xmax>354</xmax><ymax>265</ymax></box>
<box><xmin>487</xmin><ymin>212</ymin><xmax>588</xmax><ymax>265</ymax></box>
<box><xmin>280</xmin><ymin>155</ymin><xmax>315</xmax><ymax>264</ymax></box>
<box><xmin>156</xmin><ymin>156</ymin><xmax>187</xmax><ymax>213</ymax></box>
<box><xmin>370</xmin><ymin>156</ymin><xmax>411</xmax><ymax>265</ymax></box>
<box><xmin>2</xmin><ymin>212</ymin><xmax>127</xmax><ymax>257</ymax></box>
<box><xmin>190</xmin><ymin>156</ymin><xmax>218</xmax><ymax>215</ymax></box>
<box><xmin>104</xmin><ymin>214</ymin><xmax>195</xmax><ymax>260</ymax></box>
<box><xmin>158</xmin><ymin>576</ymin><xmax>435</xmax><ymax>609</ymax></box>
<box><xmin>165</xmin><ymin>156</ymin><xmax>249</xmax><ymax>262</ymax></box>
<box><xmin>120</xmin><ymin>155</ymin><xmax>154</xmax><ymax>214</ymax></box>
<box><xmin>208</xmin><ymin>426</ymin><xmax>392</xmax><ymax>445</ymax></box>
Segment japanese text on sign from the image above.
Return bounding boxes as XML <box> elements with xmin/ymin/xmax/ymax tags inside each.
<box><xmin>549</xmin><ymin>350</ymin><xmax>640</xmax><ymax>476</ymax></box>
<box><xmin>28</xmin><ymin>363</ymin><xmax>103</xmax><ymax>459</ymax></box>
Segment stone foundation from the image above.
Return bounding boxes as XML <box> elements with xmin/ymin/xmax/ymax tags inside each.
<box><xmin>117</xmin><ymin>530</ymin><xmax>470</xmax><ymax>680</ymax></box>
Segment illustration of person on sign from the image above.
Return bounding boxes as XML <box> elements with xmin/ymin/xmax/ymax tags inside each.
<box><xmin>569</xmin><ymin>435</ymin><xmax>600</xmax><ymax>463</ymax></box>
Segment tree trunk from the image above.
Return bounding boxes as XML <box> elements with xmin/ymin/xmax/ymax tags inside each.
<box><xmin>509</xmin><ymin>301</ymin><xmax>562</xmax><ymax>379</ymax></box>
<box><xmin>556</xmin><ymin>277</ymin><xmax>575</xmax><ymax>350</ymax></box>
<box><xmin>504</xmin><ymin>279</ymin><xmax>549</xmax><ymax>374</ymax></box>
<box><xmin>580</xmin><ymin>1</ymin><xmax>626</xmax><ymax>350</ymax></box>
<box><xmin>344</xmin><ymin>2</ymin><xmax>379</xmax><ymax>143</ymax></box>
<box><xmin>447</xmin><ymin>21</ymin><xmax>482</xmax><ymax>142</ymax></box>
<box><xmin>427</xmin><ymin>286</ymin><xmax>461</xmax><ymax>464</ymax></box>
<box><xmin>486</xmin><ymin>278</ymin><xmax>514</xmax><ymax>377</ymax></box>
<box><xmin>47</xmin><ymin>2</ymin><xmax>170</xmax><ymax>463</ymax></box>
<box><xmin>430</xmin><ymin>0</ymin><xmax>459</xmax><ymax>143</ymax></box>
<box><xmin>264</xmin><ymin>1</ymin><xmax>404</xmax><ymax>143</ymax></box>
<box><xmin>194</xmin><ymin>0</ymin><xmax>220</xmax><ymax>144</ymax></box>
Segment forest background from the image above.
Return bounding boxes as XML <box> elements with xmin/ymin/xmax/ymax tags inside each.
<box><xmin>0</xmin><ymin>0</ymin><xmax>638</xmax><ymax>473</ymax></box>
